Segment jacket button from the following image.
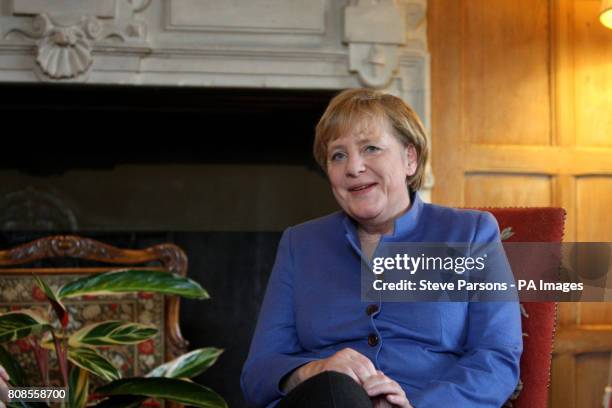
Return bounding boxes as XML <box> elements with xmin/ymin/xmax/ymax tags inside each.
<box><xmin>366</xmin><ymin>304</ymin><xmax>379</xmax><ymax>316</ymax></box>
<box><xmin>368</xmin><ymin>334</ymin><xmax>379</xmax><ymax>347</ymax></box>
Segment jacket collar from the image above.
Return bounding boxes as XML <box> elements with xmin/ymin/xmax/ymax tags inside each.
<box><xmin>343</xmin><ymin>190</ymin><xmax>424</xmax><ymax>255</ymax></box>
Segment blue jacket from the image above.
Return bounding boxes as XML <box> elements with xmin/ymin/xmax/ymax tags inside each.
<box><xmin>241</xmin><ymin>193</ymin><xmax>523</xmax><ymax>407</ymax></box>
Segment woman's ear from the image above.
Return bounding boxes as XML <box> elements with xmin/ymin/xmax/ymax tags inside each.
<box><xmin>405</xmin><ymin>144</ymin><xmax>418</xmax><ymax>176</ymax></box>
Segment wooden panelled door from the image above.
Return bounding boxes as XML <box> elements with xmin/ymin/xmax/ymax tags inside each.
<box><xmin>428</xmin><ymin>0</ymin><xmax>612</xmax><ymax>406</ymax></box>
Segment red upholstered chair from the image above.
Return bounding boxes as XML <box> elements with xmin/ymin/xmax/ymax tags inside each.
<box><xmin>470</xmin><ymin>207</ymin><xmax>566</xmax><ymax>408</ymax></box>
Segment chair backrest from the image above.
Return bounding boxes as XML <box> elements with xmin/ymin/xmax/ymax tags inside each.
<box><xmin>471</xmin><ymin>207</ymin><xmax>566</xmax><ymax>408</ymax></box>
<box><xmin>0</xmin><ymin>235</ymin><xmax>190</xmax><ymax>381</ymax></box>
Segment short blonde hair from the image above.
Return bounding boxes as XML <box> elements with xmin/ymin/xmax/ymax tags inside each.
<box><xmin>313</xmin><ymin>88</ymin><xmax>429</xmax><ymax>191</ymax></box>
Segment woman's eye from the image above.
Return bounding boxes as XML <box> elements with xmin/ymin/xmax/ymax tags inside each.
<box><xmin>365</xmin><ymin>145</ymin><xmax>380</xmax><ymax>153</ymax></box>
<box><xmin>330</xmin><ymin>152</ymin><xmax>346</xmax><ymax>161</ymax></box>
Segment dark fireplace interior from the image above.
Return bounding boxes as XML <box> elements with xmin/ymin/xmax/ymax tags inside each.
<box><xmin>0</xmin><ymin>83</ymin><xmax>341</xmax><ymax>407</ymax></box>
<box><xmin>1</xmin><ymin>84</ymin><xmax>335</xmax><ymax>174</ymax></box>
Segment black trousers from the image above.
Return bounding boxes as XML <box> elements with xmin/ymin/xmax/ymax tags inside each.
<box><xmin>278</xmin><ymin>371</ymin><xmax>373</xmax><ymax>408</ymax></box>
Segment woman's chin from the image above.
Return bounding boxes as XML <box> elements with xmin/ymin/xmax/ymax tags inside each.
<box><xmin>347</xmin><ymin>206</ymin><xmax>384</xmax><ymax>223</ymax></box>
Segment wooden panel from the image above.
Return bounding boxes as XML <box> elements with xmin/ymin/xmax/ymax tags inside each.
<box><xmin>576</xmin><ymin>177</ymin><xmax>612</xmax><ymax>241</ymax></box>
<box><xmin>574</xmin><ymin>0</ymin><xmax>612</xmax><ymax>147</ymax></box>
<box><xmin>554</xmin><ymin>326</ymin><xmax>612</xmax><ymax>354</ymax></box>
<box><xmin>429</xmin><ymin>0</ymin><xmax>465</xmax><ymax>206</ymax></box>
<box><xmin>553</xmin><ymin>328</ymin><xmax>612</xmax><ymax>407</ymax></box>
<box><xmin>465</xmin><ymin>145</ymin><xmax>612</xmax><ymax>174</ymax></box>
<box><xmin>558</xmin><ymin>302</ymin><xmax>578</xmax><ymax>326</ymax></box>
<box><xmin>551</xmin><ymin>354</ymin><xmax>576</xmax><ymax>408</ymax></box>
<box><xmin>575</xmin><ymin>177</ymin><xmax>612</xmax><ymax>325</ymax></box>
<box><xmin>463</xmin><ymin>0</ymin><xmax>551</xmax><ymax>145</ymax></box>
<box><xmin>575</xmin><ymin>352</ymin><xmax>611</xmax><ymax>407</ymax></box>
<box><xmin>551</xmin><ymin>0</ymin><xmax>576</xmax><ymax>148</ymax></box>
<box><xmin>553</xmin><ymin>175</ymin><xmax>576</xmax><ymax>241</ymax></box>
<box><xmin>580</xmin><ymin>304</ymin><xmax>612</xmax><ymax>325</ymax></box>
<box><xmin>464</xmin><ymin>173</ymin><xmax>552</xmax><ymax>206</ymax></box>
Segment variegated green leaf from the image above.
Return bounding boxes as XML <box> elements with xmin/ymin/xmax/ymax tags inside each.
<box><xmin>68</xmin><ymin>366</ymin><xmax>89</xmax><ymax>408</ymax></box>
<box><xmin>0</xmin><ymin>310</ymin><xmax>50</xmax><ymax>343</ymax></box>
<box><xmin>68</xmin><ymin>346</ymin><xmax>121</xmax><ymax>382</ymax></box>
<box><xmin>96</xmin><ymin>378</ymin><xmax>227</xmax><ymax>408</ymax></box>
<box><xmin>57</xmin><ymin>269</ymin><xmax>209</xmax><ymax>300</ymax></box>
<box><xmin>33</xmin><ymin>275</ymin><xmax>68</xmax><ymax>327</ymax></box>
<box><xmin>39</xmin><ymin>332</ymin><xmax>56</xmax><ymax>351</ymax></box>
<box><xmin>0</xmin><ymin>344</ymin><xmax>27</xmax><ymax>386</ymax></box>
<box><xmin>69</xmin><ymin>321</ymin><xmax>157</xmax><ymax>347</ymax></box>
<box><xmin>146</xmin><ymin>347</ymin><xmax>223</xmax><ymax>379</ymax></box>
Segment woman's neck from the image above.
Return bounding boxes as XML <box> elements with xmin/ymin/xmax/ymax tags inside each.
<box><xmin>357</xmin><ymin>193</ymin><xmax>413</xmax><ymax>237</ymax></box>
<box><xmin>357</xmin><ymin>193</ymin><xmax>413</xmax><ymax>259</ymax></box>
<box><xmin>358</xmin><ymin>229</ymin><xmax>381</xmax><ymax>261</ymax></box>
<box><xmin>358</xmin><ymin>221</ymin><xmax>394</xmax><ymax>237</ymax></box>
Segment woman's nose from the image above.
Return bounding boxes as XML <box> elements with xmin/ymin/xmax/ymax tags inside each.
<box><xmin>345</xmin><ymin>154</ymin><xmax>366</xmax><ymax>176</ymax></box>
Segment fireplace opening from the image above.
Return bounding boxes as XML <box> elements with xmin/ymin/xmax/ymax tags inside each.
<box><xmin>0</xmin><ymin>83</ymin><xmax>340</xmax><ymax>232</ymax></box>
<box><xmin>1</xmin><ymin>83</ymin><xmax>337</xmax><ymax>173</ymax></box>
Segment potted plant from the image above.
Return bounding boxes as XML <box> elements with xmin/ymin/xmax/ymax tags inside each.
<box><xmin>0</xmin><ymin>268</ymin><xmax>227</xmax><ymax>408</ymax></box>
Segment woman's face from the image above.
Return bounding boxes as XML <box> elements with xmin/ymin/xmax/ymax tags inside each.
<box><xmin>326</xmin><ymin>120</ymin><xmax>417</xmax><ymax>230</ymax></box>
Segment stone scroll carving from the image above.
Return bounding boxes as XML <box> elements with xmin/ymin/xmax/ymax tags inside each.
<box><xmin>1</xmin><ymin>0</ymin><xmax>151</xmax><ymax>82</ymax></box>
<box><xmin>344</xmin><ymin>0</ymin><xmax>426</xmax><ymax>88</ymax></box>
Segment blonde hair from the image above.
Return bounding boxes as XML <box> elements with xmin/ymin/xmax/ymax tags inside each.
<box><xmin>313</xmin><ymin>88</ymin><xmax>429</xmax><ymax>191</ymax></box>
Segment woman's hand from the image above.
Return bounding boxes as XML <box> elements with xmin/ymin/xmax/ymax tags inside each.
<box><xmin>363</xmin><ymin>370</ymin><xmax>413</xmax><ymax>408</ymax></box>
<box><xmin>0</xmin><ymin>365</ymin><xmax>10</xmax><ymax>407</ymax></box>
<box><xmin>282</xmin><ymin>348</ymin><xmax>377</xmax><ymax>392</ymax></box>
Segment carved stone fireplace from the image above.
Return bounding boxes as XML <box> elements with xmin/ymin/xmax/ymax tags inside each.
<box><xmin>0</xmin><ymin>0</ymin><xmax>432</xmax><ymax>196</ymax></box>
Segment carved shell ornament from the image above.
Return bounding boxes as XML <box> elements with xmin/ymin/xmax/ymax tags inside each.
<box><xmin>30</xmin><ymin>14</ymin><xmax>101</xmax><ymax>80</ymax></box>
<box><xmin>4</xmin><ymin>13</ymin><xmax>103</xmax><ymax>81</ymax></box>
<box><xmin>36</xmin><ymin>26</ymin><xmax>91</xmax><ymax>79</ymax></box>
<box><xmin>2</xmin><ymin>1</ymin><xmax>152</xmax><ymax>82</ymax></box>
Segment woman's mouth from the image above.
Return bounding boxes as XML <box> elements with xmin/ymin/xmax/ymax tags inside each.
<box><xmin>348</xmin><ymin>183</ymin><xmax>377</xmax><ymax>195</ymax></box>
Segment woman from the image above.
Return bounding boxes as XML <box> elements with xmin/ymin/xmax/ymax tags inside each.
<box><xmin>241</xmin><ymin>88</ymin><xmax>522</xmax><ymax>408</ymax></box>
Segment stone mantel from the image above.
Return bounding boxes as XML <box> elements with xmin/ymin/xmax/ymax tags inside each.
<box><xmin>0</xmin><ymin>0</ymin><xmax>433</xmax><ymax>195</ymax></box>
